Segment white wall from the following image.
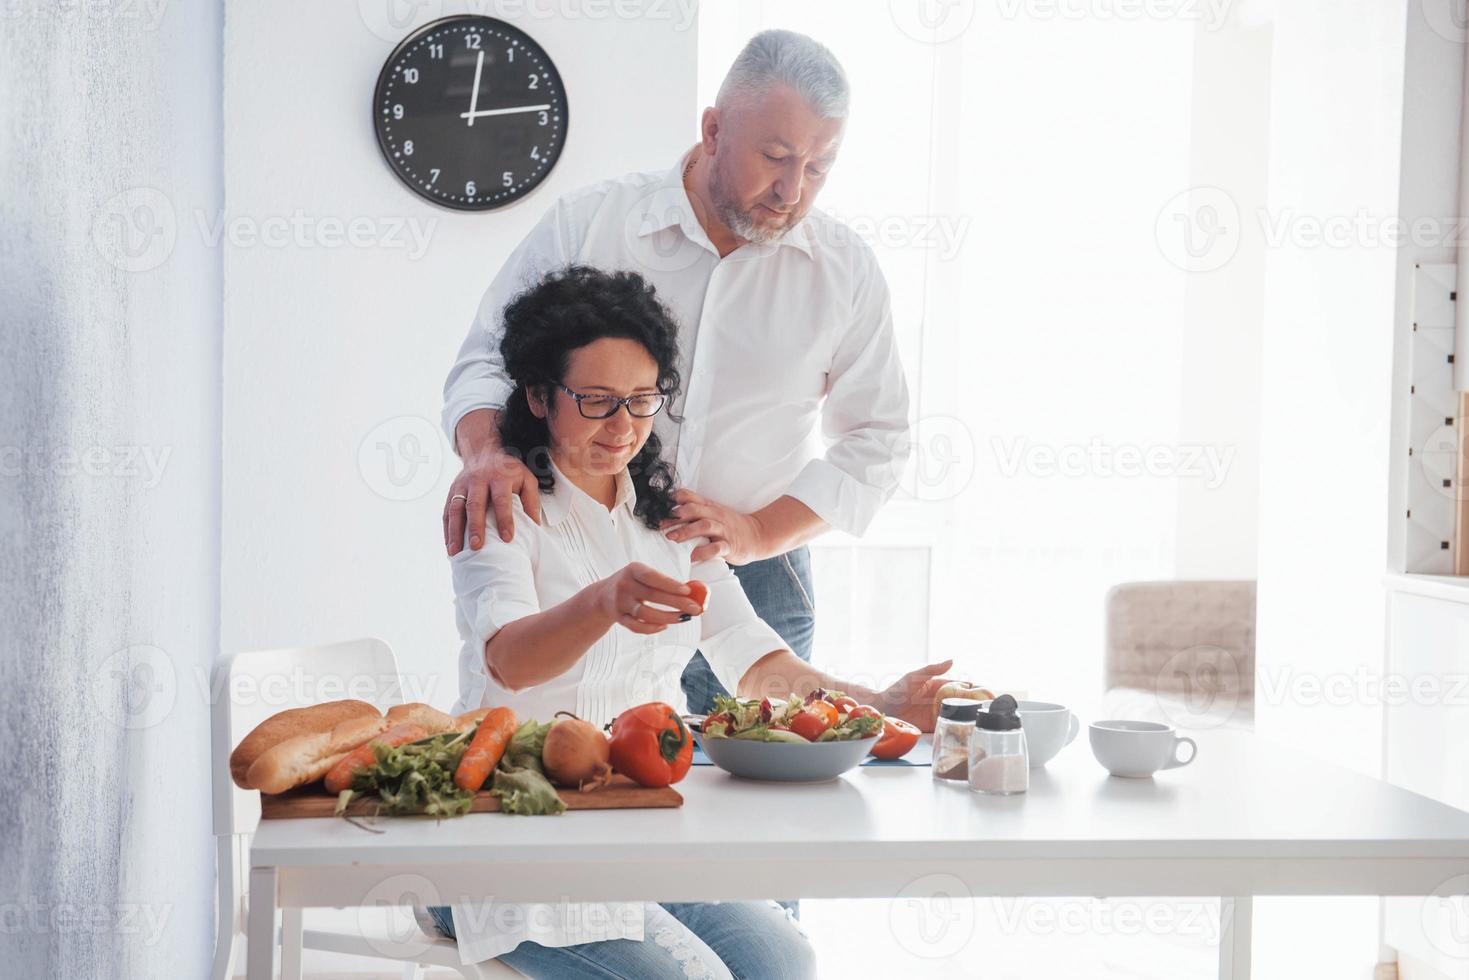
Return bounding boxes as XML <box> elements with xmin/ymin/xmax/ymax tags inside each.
<box><xmin>0</xmin><ymin>2</ymin><xmax>222</xmax><ymax>979</ymax></box>
<box><xmin>222</xmin><ymin>0</ymin><xmax>698</xmax><ymax>706</ymax></box>
<box><xmin>220</xmin><ymin>1</ymin><xmax>698</xmax><ymax>972</ymax></box>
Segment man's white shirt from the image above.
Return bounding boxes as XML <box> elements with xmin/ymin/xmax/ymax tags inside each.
<box><xmin>443</xmin><ymin>147</ymin><xmax>911</xmax><ymax>537</ymax></box>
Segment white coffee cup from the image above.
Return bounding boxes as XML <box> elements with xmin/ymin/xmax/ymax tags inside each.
<box><xmin>979</xmin><ymin>699</ymin><xmax>1080</xmax><ymax>768</ymax></box>
<box><xmin>1089</xmin><ymin>720</ymin><xmax>1197</xmax><ymax>778</ymax></box>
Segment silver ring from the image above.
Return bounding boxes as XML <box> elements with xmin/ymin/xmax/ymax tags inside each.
<box><xmin>451</xmin><ymin>494</ymin><xmax>468</xmax><ymax>503</ymax></box>
<box><xmin>629</xmin><ymin>601</ymin><xmax>643</xmax><ymax>620</ymax></box>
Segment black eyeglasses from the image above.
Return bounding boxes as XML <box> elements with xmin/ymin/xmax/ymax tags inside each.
<box><xmin>555</xmin><ymin>383</ymin><xmax>668</xmax><ymax>419</ymax></box>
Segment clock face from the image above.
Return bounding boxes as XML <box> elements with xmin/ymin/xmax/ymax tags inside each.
<box><xmin>373</xmin><ymin>15</ymin><xmax>568</xmax><ymax>212</ymax></box>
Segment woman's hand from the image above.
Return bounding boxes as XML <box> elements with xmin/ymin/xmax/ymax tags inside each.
<box><xmin>660</xmin><ymin>489</ymin><xmax>768</xmax><ymax>564</ymax></box>
<box><xmin>595</xmin><ymin>562</ymin><xmax>705</xmax><ymax>635</ymax></box>
<box><xmin>876</xmin><ymin>659</ymin><xmax>955</xmax><ymax>733</ymax></box>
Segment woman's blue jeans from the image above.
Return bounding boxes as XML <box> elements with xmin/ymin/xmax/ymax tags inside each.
<box><xmin>425</xmin><ymin>900</ymin><xmax>816</xmax><ymax>979</ymax></box>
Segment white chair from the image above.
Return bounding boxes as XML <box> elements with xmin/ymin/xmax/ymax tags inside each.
<box><xmin>210</xmin><ymin>637</ymin><xmax>521</xmax><ymax>979</ymax></box>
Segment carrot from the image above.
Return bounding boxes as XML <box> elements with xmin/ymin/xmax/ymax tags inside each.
<box><xmin>323</xmin><ymin>722</ymin><xmax>429</xmax><ymax>793</ymax></box>
<box><xmin>453</xmin><ymin>706</ymin><xmax>518</xmax><ymax>793</ymax></box>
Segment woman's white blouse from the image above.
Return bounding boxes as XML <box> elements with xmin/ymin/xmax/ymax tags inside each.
<box><xmin>444</xmin><ymin>460</ymin><xmax>786</xmax><ymax>964</ymax></box>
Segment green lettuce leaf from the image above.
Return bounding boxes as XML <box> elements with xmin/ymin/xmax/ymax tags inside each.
<box><xmin>341</xmin><ymin>728</ymin><xmax>476</xmax><ymax>817</ymax></box>
<box><xmin>489</xmin><ymin>766</ymin><xmax>567</xmax><ymax>816</ymax></box>
<box><xmin>501</xmin><ymin>719</ymin><xmax>552</xmax><ymax>773</ymax></box>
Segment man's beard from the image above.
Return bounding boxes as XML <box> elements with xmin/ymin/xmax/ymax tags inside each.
<box><xmin>709</xmin><ymin>165</ymin><xmax>789</xmax><ymax>245</ymax></box>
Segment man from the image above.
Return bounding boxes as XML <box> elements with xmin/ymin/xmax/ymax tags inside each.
<box><xmin>442</xmin><ymin>29</ymin><xmax>911</xmax><ymax>716</ymax></box>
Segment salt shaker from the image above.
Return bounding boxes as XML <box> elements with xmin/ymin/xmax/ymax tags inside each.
<box><xmin>968</xmin><ymin>694</ymin><xmax>1028</xmax><ymax>795</ymax></box>
<box><xmin>931</xmin><ymin>697</ymin><xmax>981</xmax><ymax>782</ymax></box>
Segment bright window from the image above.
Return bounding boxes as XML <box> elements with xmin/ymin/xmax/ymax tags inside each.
<box><xmin>699</xmin><ymin>2</ymin><xmax>1203</xmax><ymax>716</ymax></box>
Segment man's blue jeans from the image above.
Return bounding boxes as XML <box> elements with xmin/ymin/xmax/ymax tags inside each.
<box><xmin>679</xmin><ymin>546</ymin><xmax>816</xmax><ymax>716</ymax></box>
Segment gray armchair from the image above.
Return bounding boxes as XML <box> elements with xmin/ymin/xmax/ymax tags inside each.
<box><xmin>1100</xmin><ymin>580</ymin><xmax>1256</xmax><ymax>731</ymax></box>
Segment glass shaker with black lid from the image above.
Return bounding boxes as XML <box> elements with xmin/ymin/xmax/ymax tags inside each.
<box><xmin>932</xmin><ymin>697</ymin><xmax>982</xmax><ymax>781</ymax></box>
<box><xmin>969</xmin><ymin>694</ymin><xmax>1029</xmax><ymax>795</ymax></box>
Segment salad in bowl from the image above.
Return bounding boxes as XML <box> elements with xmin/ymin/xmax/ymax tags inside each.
<box><xmin>703</xmin><ymin>691</ymin><xmax>885</xmax><ymax>743</ymax></box>
<box><xmin>695</xmin><ymin>690</ymin><xmax>920</xmax><ymax>781</ymax></box>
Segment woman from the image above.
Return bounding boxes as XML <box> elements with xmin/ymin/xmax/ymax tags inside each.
<box><xmin>429</xmin><ymin>265</ymin><xmax>951</xmax><ymax>979</ymax></box>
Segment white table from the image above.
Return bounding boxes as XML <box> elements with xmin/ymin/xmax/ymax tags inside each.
<box><xmin>247</xmin><ymin>731</ymin><xmax>1469</xmax><ymax>979</ymax></box>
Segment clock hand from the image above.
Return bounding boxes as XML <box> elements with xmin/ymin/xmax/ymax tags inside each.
<box><xmin>459</xmin><ymin>103</ymin><xmax>552</xmax><ymax>120</ymax></box>
<box><xmin>466</xmin><ymin>50</ymin><xmax>485</xmax><ymax>127</ymax></box>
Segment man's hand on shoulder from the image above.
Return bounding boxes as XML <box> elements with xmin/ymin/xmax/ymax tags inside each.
<box><xmin>444</xmin><ymin>409</ymin><xmax>543</xmax><ymax>555</ymax></box>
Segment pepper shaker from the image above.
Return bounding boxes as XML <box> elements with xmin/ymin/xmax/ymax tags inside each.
<box><xmin>932</xmin><ymin>697</ymin><xmax>981</xmax><ymax>782</ymax></box>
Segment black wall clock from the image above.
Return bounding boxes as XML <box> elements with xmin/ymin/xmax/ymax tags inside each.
<box><xmin>373</xmin><ymin>15</ymin><xmax>568</xmax><ymax>211</ymax></box>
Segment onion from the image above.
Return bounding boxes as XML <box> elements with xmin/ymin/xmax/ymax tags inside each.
<box><xmin>542</xmin><ymin>713</ymin><xmax>613</xmax><ymax>791</ymax></box>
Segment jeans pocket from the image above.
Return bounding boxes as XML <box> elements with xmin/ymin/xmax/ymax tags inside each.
<box><xmin>779</xmin><ymin>552</ymin><xmax>815</xmax><ymax>615</ymax></box>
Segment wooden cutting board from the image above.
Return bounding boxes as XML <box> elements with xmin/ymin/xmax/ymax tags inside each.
<box><xmin>259</xmin><ymin>774</ymin><xmax>682</xmax><ymax>819</ymax></box>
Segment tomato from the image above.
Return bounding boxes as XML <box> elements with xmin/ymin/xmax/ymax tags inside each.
<box><xmin>869</xmin><ymin>717</ymin><xmax>921</xmax><ymax>760</ymax></box>
<box><xmin>608</xmin><ymin>702</ymin><xmax>693</xmax><ymax>787</ymax></box>
<box><xmin>702</xmin><ymin>712</ymin><xmax>731</xmax><ymax>737</ymax></box>
<box><xmin>685</xmin><ymin>580</ymin><xmax>709</xmax><ymax>613</ymax></box>
<box><xmin>848</xmin><ymin>704</ymin><xmax>883</xmax><ymax>722</ymax></box>
<box><xmin>805</xmin><ymin>700</ymin><xmax>838</xmax><ymax>728</ymax></box>
<box><xmin>789</xmin><ymin>709</ymin><xmax>830</xmax><ymax>742</ymax></box>
<box><xmin>831</xmin><ymin>695</ymin><xmax>858</xmax><ymax>714</ymax></box>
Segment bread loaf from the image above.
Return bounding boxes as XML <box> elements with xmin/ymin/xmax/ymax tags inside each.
<box><xmin>229</xmin><ymin>699</ymin><xmax>381</xmax><ymax>788</ymax></box>
<box><xmin>454</xmin><ymin>707</ymin><xmax>493</xmax><ymax>733</ymax></box>
<box><xmin>245</xmin><ymin>714</ymin><xmax>392</xmax><ymax>794</ymax></box>
<box><xmin>385</xmin><ymin>702</ymin><xmax>457</xmax><ymax>735</ymax></box>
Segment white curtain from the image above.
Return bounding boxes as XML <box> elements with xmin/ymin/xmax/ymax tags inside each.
<box><xmin>0</xmin><ymin>4</ymin><xmax>222</xmax><ymax>978</ymax></box>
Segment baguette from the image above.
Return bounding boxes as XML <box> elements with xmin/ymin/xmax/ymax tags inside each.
<box><xmin>229</xmin><ymin>699</ymin><xmax>381</xmax><ymax>789</ymax></box>
<box><xmin>385</xmin><ymin>702</ymin><xmax>458</xmax><ymax>735</ymax></box>
<box><xmin>454</xmin><ymin>707</ymin><xmax>493</xmax><ymax>733</ymax></box>
<box><xmin>246</xmin><ymin>714</ymin><xmax>391</xmax><ymax>794</ymax></box>
<box><xmin>322</xmin><ymin>722</ymin><xmax>431</xmax><ymax>794</ymax></box>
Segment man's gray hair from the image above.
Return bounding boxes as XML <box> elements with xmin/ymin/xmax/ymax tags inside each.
<box><xmin>716</xmin><ymin>29</ymin><xmax>850</xmax><ymax>119</ymax></box>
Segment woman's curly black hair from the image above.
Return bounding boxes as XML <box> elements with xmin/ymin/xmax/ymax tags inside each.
<box><xmin>496</xmin><ymin>264</ymin><xmax>684</xmax><ymax>531</ymax></box>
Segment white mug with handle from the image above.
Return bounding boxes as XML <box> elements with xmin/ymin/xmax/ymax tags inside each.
<box><xmin>980</xmin><ymin>700</ymin><xmax>1080</xmax><ymax>767</ymax></box>
<box><xmin>1088</xmin><ymin>720</ymin><xmax>1198</xmax><ymax>777</ymax></box>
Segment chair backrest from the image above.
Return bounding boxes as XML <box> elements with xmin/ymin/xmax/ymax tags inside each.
<box><xmin>1104</xmin><ymin>580</ymin><xmax>1256</xmax><ymax>697</ymax></box>
<box><xmin>211</xmin><ymin>637</ymin><xmax>404</xmax><ymax>837</ymax></box>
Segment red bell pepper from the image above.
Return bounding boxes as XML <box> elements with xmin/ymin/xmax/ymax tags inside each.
<box><xmin>608</xmin><ymin>702</ymin><xmax>693</xmax><ymax>788</ymax></box>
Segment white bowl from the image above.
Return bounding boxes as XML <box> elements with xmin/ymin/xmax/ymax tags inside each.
<box><xmin>693</xmin><ymin>730</ymin><xmax>875</xmax><ymax>782</ymax></box>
